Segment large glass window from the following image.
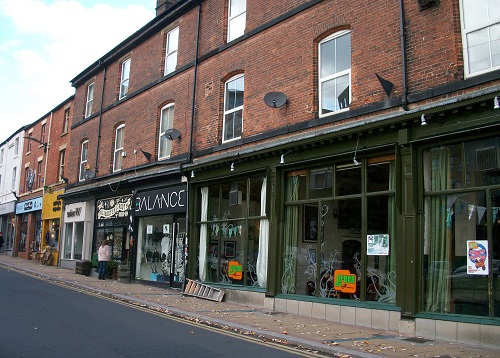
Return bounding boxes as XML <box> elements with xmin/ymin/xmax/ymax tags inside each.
<box><xmin>119</xmin><ymin>58</ymin><xmax>131</xmax><ymax>99</ymax></box>
<box><xmin>159</xmin><ymin>104</ymin><xmax>174</xmax><ymax>159</ymax></box>
<box><xmin>460</xmin><ymin>0</ymin><xmax>500</xmax><ymax>77</ymax></box>
<box><xmin>113</xmin><ymin>124</ymin><xmax>125</xmax><ymax>172</ymax></box>
<box><xmin>63</xmin><ymin>222</ymin><xmax>83</xmax><ymax>260</ymax></box>
<box><xmin>227</xmin><ymin>0</ymin><xmax>246</xmax><ymax>42</ymax></box>
<box><xmin>423</xmin><ymin>136</ymin><xmax>500</xmax><ymax>317</ymax></box>
<box><xmin>223</xmin><ymin>74</ymin><xmax>244</xmax><ymax>142</ymax></box>
<box><xmin>281</xmin><ymin>159</ymin><xmax>396</xmax><ymax>304</ymax></box>
<box><xmin>164</xmin><ymin>27</ymin><xmax>179</xmax><ymax>75</ymax></box>
<box><xmin>319</xmin><ymin>31</ymin><xmax>351</xmax><ymax>116</ymax></box>
<box><xmin>196</xmin><ymin>176</ymin><xmax>268</xmax><ymax>288</ymax></box>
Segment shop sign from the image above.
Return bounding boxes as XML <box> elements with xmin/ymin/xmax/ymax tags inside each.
<box><xmin>333</xmin><ymin>269</ymin><xmax>357</xmax><ymax>293</ymax></box>
<box><xmin>0</xmin><ymin>201</ymin><xmax>15</xmax><ymax>214</ymax></box>
<box><xmin>16</xmin><ymin>197</ymin><xmax>43</xmax><ymax>214</ymax></box>
<box><xmin>97</xmin><ymin>195</ymin><xmax>132</xmax><ymax>220</ymax></box>
<box><xmin>134</xmin><ymin>185</ymin><xmax>187</xmax><ymax>216</ymax></box>
<box><xmin>228</xmin><ymin>260</ymin><xmax>242</xmax><ymax>280</ymax></box>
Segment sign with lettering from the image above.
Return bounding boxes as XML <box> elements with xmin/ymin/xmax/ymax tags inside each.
<box><xmin>16</xmin><ymin>197</ymin><xmax>43</xmax><ymax>214</ymax></box>
<box><xmin>134</xmin><ymin>185</ymin><xmax>187</xmax><ymax>217</ymax></box>
<box><xmin>65</xmin><ymin>202</ymin><xmax>88</xmax><ymax>223</ymax></box>
<box><xmin>97</xmin><ymin>195</ymin><xmax>132</xmax><ymax>220</ymax></box>
<box><xmin>333</xmin><ymin>269</ymin><xmax>357</xmax><ymax>294</ymax></box>
<box><xmin>228</xmin><ymin>260</ymin><xmax>242</xmax><ymax>280</ymax></box>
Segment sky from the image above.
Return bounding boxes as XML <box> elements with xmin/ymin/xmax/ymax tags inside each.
<box><xmin>0</xmin><ymin>0</ymin><xmax>156</xmax><ymax>144</ymax></box>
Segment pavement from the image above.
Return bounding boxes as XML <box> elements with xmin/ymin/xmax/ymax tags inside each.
<box><xmin>1</xmin><ymin>254</ymin><xmax>499</xmax><ymax>358</ymax></box>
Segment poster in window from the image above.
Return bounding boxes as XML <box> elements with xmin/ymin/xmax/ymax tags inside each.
<box><xmin>367</xmin><ymin>234</ymin><xmax>389</xmax><ymax>255</ymax></box>
<box><xmin>466</xmin><ymin>240</ymin><xmax>489</xmax><ymax>275</ymax></box>
<box><xmin>303</xmin><ymin>205</ymin><xmax>318</xmax><ymax>242</ymax></box>
<box><xmin>224</xmin><ymin>241</ymin><xmax>236</xmax><ymax>258</ymax></box>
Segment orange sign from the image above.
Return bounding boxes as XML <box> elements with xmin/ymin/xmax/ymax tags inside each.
<box><xmin>228</xmin><ymin>260</ymin><xmax>243</xmax><ymax>280</ymax></box>
<box><xmin>333</xmin><ymin>269</ymin><xmax>357</xmax><ymax>293</ymax></box>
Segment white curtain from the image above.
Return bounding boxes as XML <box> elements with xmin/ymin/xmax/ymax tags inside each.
<box><xmin>199</xmin><ymin>187</ymin><xmax>209</xmax><ymax>281</ymax></box>
<box><xmin>256</xmin><ymin>178</ymin><xmax>269</xmax><ymax>287</ymax></box>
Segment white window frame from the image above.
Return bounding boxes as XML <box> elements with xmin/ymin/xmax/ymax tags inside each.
<box><xmin>63</xmin><ymin>108</ymin><xmax>70</xmax><ymax>134</ymax></box>
<box><xmin>460</xmin><ymin>0</ymin><xmax>500</xmax><ymax>77</ymax></box>
<box><xmin>119</xmin><ymin>58</ymin><xmax>131</xmax><ymax>99</ymax></box>
<box><xmin>164</xmin><ymin>27</ymin><xmax>179</xmax><ymax>75</ymax></box>
<box><xmin>113</xmin><ymin>124</ymin><xmax>125</xmax><ymax>172</ymax></box>
<box><xmin>158</xmin><ymin>104</ymin><xmax>174</xmax><ymax>160</ymax></box>
<box><xmin>11</xmin><ymin>167</ymin><xmax>16</xmax><ymax>191</ymax></box>
<box><xmin>79</xmin><ymin>140</ymin><xmax>89</xmax><ymax>182</ymax></box>
<box><xmin>223</xmin><ymin>74</ymin><xmax>244</xmax><ymax>143</ymax></box>
<box><xmin>85</xmin><ymin>82</ymin><xmax>94</xmax><ymax>118</ymax></box>
<box><xmin>59</xmin><ymin>149</ymin><xmax>66</xmax><ymax>181</ymax></box>
<box><xmin>14</xmin><ymin>137</ymin><xmax>19</xmax><ymax>156</ymax></box>
<box><xmin>318</xmin><ymin>30</ymin><xmax>351</xmax><ymax>117</ymax></box>
<box><xmin>227</xmin><ymin>0</ymin><xmax>246</xmax><ymax>42</ymax></box>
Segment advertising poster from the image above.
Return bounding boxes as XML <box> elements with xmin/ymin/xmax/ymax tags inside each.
<box><xmin>367</xmin><ymin>234</ymin><xmax>389</xmax><ymax>255</ymax></box>
<box><xmin>466</xmin><ymin>240</ymin><xmax>489</xmax><ymax>275</ymax></box>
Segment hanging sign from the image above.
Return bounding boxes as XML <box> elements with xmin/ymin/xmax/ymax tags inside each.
<box><xmin>466</xmin><ymin>240</ymin><xmax>489</xmax><ymax>275</ymax></box>
<box><xmin>96</xmin><ymin>195</ymin><xmax>132</xmax><ymax>220</ymax></box>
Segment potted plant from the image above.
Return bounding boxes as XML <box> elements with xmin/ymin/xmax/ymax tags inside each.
<box><xmin>106</xmin><ymin>259</ymin><xmax>118</xmax><ymax>279</ymax></box>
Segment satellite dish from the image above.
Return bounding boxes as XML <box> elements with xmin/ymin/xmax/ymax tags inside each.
<box><xmin>164</xmin><ymin>128</ymin><xmax>181</xmax><ymax>140</ymax></box>
<box><xmin>84</xmin><ymin>169</ymin><xmax>95</xmax><ymax>179</ymax></box>
<box><xmin>264</xmin><ymin>92</ymin><xmax>288</xmax><ymax>108</ymax></box>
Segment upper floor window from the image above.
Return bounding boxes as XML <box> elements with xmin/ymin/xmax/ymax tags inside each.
<box><xmin>0</xmin><ymin>148</ymin><xmax>3</xmax><ymax>164</ymax></box>
<box><xmin>63</xmin><ymin>108</ymin><xmax>70</xmax><ymax>134</ymax></box>
<box><xmin>79</xmin><ymin>140</ymin><xmax>89</xmax><ymax>182</ymax></box>
<box><xmin>113</xmin><ymin>124</ymin><xmax>125</xmax><ymax>172</ymax></box>
<box><xmin>460</xmin><ymin>0</ymin><xmax>500</xmax><ymax>77</ymax></box>
<box><xmin>14</xmin><ymin>137</ymin><xmax>19</xmax><ymax>155</ymax></box>
<box><xmin>159</xmin><ymin>104</ymin><xmax>174</xmax><ymax>159</ymax></box>
<box><xmin>59</xmin><ymin>149</ymin><xmax>66</xmax><ymax>181</ymax></box>
<box><xmin>85</xmin><ymin>82</ymin><xmax>94</xmax><ymax>118</ymax></box>
<box><xmin>227</xmin><ymin>0</ymin><xmax>246</xmax><ymax>42</ymax></box>
<box><xmin>11</xmin><ymin>167</ymin><xmax>16</xmax><ymax>191</ymax></box>
<box><xmin>223</xmin><ymin>74</ymin><xmax>244</xmax><ymax>142</ymax></box>
<box><xmin>319</xmin><ymin>31</ymin><xmax>351</xmax><ymax>116</ymax></box>
<box><xmin>27</xmin><ymin>133</ymin><xmax>33</xmax><ymax>153</ymax></box>
<box><xmin>164</xmin><ymin>27</ymin><xmax>179</xmax><ymax>75</ymax></box>
<box><xmin>36</xmin><ymin>160</ymin><xmax>42</xmax><ymax>189</ymax></box>
<box><xmin>41</xmin><ymin>123</ymin><xmax>46</xmax><ymax>145</ymax></box>
<box><xmin>120</xmin><ymin>58</ymin><xmax>131</xmax><ymax>99</ymax></box>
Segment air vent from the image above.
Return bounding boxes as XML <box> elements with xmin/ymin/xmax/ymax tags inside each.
<box><xmin>476</xmin><ymin>147</ymin><xmax>499</xmax><ymax>171</ymax></box>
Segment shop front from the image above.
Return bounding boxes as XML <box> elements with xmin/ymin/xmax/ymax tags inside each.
<box><xmin>0</xmin><ymin>201</ymin><xmax>16</xmax><ymax>255</ymax></box>
<box><xmin>93</xmin><ymin>194</ymin><xmax>133</xmax><ymax>266</ymax></box>
<box><xmin>15</xmin><ymin>197</ymin><xmax>43</xmax><ymax>260</ymax></box>
<box><xmin>41</xmin><ymin>190</ymin><xmax>64</xmax><ymax>266</ymax></box>
<box><xmin>60</xmin><ymin>201</ymin><xmax>94</xmax><ymax>269</ymax></box>
<box><xmin>133</xmin><ymin>184</ymin><xmax>187</xmax><ymax>287</ymax></box>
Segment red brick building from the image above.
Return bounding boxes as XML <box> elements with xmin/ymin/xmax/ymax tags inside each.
<box><xmin>15</xmin><ymin>96</ymin><xmax>73</xmax><ymax>265</ymax></box>
<box><xmin>62</xmin><ymin>0</ymin><xmax>500</xmax><ymax>346</ymax></box>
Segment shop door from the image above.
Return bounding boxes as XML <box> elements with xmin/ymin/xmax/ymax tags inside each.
<box><xmin>164</xmin><ymin>215</ymin><xmax>186</xmax><ymax>287</ymax></box>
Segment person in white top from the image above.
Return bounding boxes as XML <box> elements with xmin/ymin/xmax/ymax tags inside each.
<box><xmin>98</xmin><ymin>239</ymin><xmax>111</xmax><ymax>280</ymax></box>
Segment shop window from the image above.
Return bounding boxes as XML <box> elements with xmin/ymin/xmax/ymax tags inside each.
<box><xmin>423</xmin><ymin>136</ymin><xmax>500</xmax><ymax>317</ymax></box>
<box><xmin>197</xmin><ymin>177</ymin><xmax>268</xmax><ymax>288</ymax></box>
<box><xmin>281</xmin><ymin>159</ymin><xmax>396</xmax><ymax>304</ymax></box>
<box><xmin>63</xmin><ymin>222</ymin><xmax>83</xmax><ymax>260</ymax></box>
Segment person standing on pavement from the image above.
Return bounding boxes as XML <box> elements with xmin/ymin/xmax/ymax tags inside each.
<box><xmin>98</xmin><ymin>239</ymin><xmax>111</xmax><ymax>280</ymax></box>
<box><xmin>0</xmin><ymin>232</ymin><xmax>4</xmax><ymax>252</ymax></box>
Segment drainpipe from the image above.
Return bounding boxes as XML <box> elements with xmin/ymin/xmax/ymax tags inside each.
<box><xmin>95</xmin><ymin>61</ymin><xmax>107</xmax><ymax>174</ymax></box>
<box><xmin>181</xmin><ymin>1</ymin><xmax>201</xmax><ymax>290</ymax></box>
<box><xmin>399</xmin><ymin>0</ymin><xmax>409</xmax><ymax>111</ymax></box>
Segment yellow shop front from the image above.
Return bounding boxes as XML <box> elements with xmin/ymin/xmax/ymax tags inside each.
<box><xmin>40</xmin><ymin>189</ymin><xmax>64</xmax><ymax>266</ymax></box>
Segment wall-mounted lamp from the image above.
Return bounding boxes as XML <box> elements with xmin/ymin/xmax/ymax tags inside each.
<box><xmin>191</xmin><ymin>170</ymin><xmax>195</xmax><ymax>178</ymax></box>
<box><xmin>494</xmin><ymin>97</ymin><xmax>499</xmax><ymax>109</ymax></box>
<box><xmin>279</xmin><ymin>150</ymin><xmax>294</xmax><ymax>164</ymax></box>
<box><xmin>23</xmin><ymin>136</ymin><xmax>47</xmax><ymax>152</ymax></box>
<box><xmin>164</xmin><ymin>128</ymin><xmax>181</xmax><ymax>140</ymax></box>
<box><xmin>421</xmin><ymin>114</ymin><xmax>428</xmax><ymax>126</ymax></box>
<box><xmin>230</xmin><ymin>163</ymin><xmax>235</xmax><ymax>172</ymax></box>
<box><xmin>353</xmin><ymin>136</ymin><xmax>360</xmax><ymax>165</ymax></box>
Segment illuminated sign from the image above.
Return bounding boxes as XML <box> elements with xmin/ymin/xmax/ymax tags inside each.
<box><xmin>333</xmin><ymin>269</ymin><xmax>357</xmax><ymax>293</ymax></box>
<box><xmin>228</xmin><ymin>260</ymin><xmax>242</xmax><ymax>280</ymax></box>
